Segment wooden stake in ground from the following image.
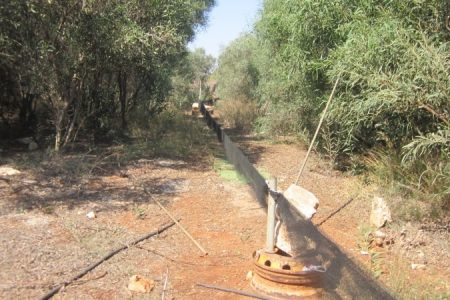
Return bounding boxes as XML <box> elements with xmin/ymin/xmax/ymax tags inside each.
<box><xmin>144</xmin><ymin>188</ymin><xmax>208</xmax><ymax>256</ymax></box>
<box><xmin>294</xmin><ymin>76</ymin><xmax>340</xmax><ymax>185</ymax></box>
<box><xmin>40</xmin><ymin>221</ymin><xmax>176</xmax><ymax>300</ymax></box>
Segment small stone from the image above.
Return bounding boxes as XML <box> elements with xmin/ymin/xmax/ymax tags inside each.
<box><xmin>373</xmin><ymin>230</ymin><xmax>386</xmax><ymax>247</ymax></box>
<box><xmin>370</xmin><ymin>197</ymin><xmax>392</xmax><ymax>228</ymax></box>
<box><xmin>28</xmin><ymin>141</ymin><xmax>38</xmax><ymax>151</ymax></box>
<box><xmin>360</xmin><ymin>251</ymin><xmax>369</xmax><ymax>255</ymax></box>
<box><xmin>86</xmin><ymin>211</ymin><xmax>96</xmax><ymax>219</ymax></box>
<box><xmin>246</xmin><ymin>271</ymin><xmax>253</xmax><ymax>281</ymax></box>
<box><xmin>411</xmin><ymin>263</ymin><xmax>426</xmax><ymax>270</ymax></box>
<box><xmin>374</xmin><ymin>230</ymin><xmax>386</xmax><ymax>238</ymax></box>
<box><xmin>128</xmin><ymin>275</ymin><xmax>155</xmax><ymax>293</ymax></box>
<box><xmin>0</xmin><ymin>166</ymin><xmax>21</xmax><ymax>176</ymax></box>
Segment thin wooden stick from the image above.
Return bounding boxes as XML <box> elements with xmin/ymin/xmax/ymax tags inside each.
<box><xmin>161</xmin><ymin>266</ymin><xmax>169</xmax><ymax>300</ymax></box>
<box><xmin>39</xmin><ymin>221</ymin><xmax>176</xmax><ymax>300</ymax></box>
<box><xmin>317</xmin><ymin>197</ymin><xmax>354</xmax><ymax>227</ymax></box>
<box><xmin>196</xmin><ymin>283</ymin><xmax>275</xmax><ymax>300</ymax></box>
<box><xmin>295</xmin><ymin>76</ymin><xmax>340</xmax><ymax>185</ymax></box>
<box><xmin>144</xmin><ymin>188</ymin><xmax>208</xmax><ymax>256</ymax></box>
<box><xmin>155</xmin><ymin>196</ymin><xmax>208</xmax><ymax>256</ymax></box>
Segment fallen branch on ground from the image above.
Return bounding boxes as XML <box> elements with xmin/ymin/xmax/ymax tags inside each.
<box><xmin>196</xmin><ymin>283</ymin><xmax>275</xmax><ymax>300</ymax></box>
<box><xmin>316</xmin><ymin>197</ymin><xmax>354</xmax><ymax>227</ymax></box>
<box><xmin>70</xmin><ymin>271</ymin><xmax>108</xmax><ymax>286</ymax></box>
<box><xmin>129</xmin><ymin>174</ymin><xmax>208</xmax><ymax>256</ymax></box>
<box><xmin>39</xmin><ymin>221</ymin><xmax>176</xmax><ymax>300</ymax></box>
<box><xmin>135</xmin><ymin>244</ymin><xmax>241</xmax><ymax>267</ymax></box>
<box><xmin>142</xmin><ymin>187</ymin><xmax>208</xmax><ymax>256</ymax></box>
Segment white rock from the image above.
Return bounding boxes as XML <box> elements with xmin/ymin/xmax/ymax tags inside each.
<box><xmin>360</xmin><ymin>250</ymin><xmax>369</xmax><ymax>255</ymax></box>
<box><xmin>374</xmin><ymin>230</ymin><xmax>386</xmax><ymax>238</ymax></box>
<box><xmin>370</xmin><ymin>197</ymin><xmax>392</xmax><ymax>228</ymax></box>
<box><xmin>302</xmin><ymin>265</ymin><xmax>326</xmax><ymax>273</ymax></box>
<box><xmin>0</xmin><ymin>166</ymin><xmax>21</xmax><ymax>176</ymax></box>
<box><xmin>283</xmin><ymin>185</ymin><xmax>319</xmax><ymax>220</ymax></box>
<box><xmin>246</xmin><ymin>271</ymin><xmax>253</xmax><ymax>281</ymax></box>
<box><xmin>411</xmin><ymin>263</ymin><xmax>426</xmax><ymax>270</ymax></box>
<box><xmin>128</xmin><ymin>275</ymin><xmax>154</xmax><ymax>293</ymax></box>
<box><xmin>86</xmin><ymin>211</ymin><xmax>96</xmax><ymax>219</ymax></box>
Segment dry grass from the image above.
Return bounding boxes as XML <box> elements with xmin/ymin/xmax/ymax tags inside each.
<box><xmin>217</xmin><ymin>99</ymin><xmax>258</xmax><ymax>132</ymax></box>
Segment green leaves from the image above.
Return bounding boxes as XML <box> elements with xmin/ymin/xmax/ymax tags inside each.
<box><xmin>0</xmin><ymin>0</ymin><xmax>216</xmax><ymax>146</ymax></box>
<box><xmin>216</xmin><ymin>34</ymin><xmax>259</xmax><ymax>102</ymax></box>
<box><xmin>168</xmin><ymin>48</ymin><xmax>215</xmax><ymax>107</ymax></box>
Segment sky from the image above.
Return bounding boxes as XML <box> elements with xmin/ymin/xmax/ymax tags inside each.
<box><xmin>188</xmin><ymin>0</ymin><xmax>263</xmax><ymax>59</ymax></box>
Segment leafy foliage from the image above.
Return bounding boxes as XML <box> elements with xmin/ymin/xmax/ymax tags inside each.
<box><xmin>216</xmin><ymin>34</ymin><xmax>259</xmax><ymax>102</ymax></box>
<box><xmin>168</xmin><ymin>48</ymin><xmax>215</xmax><ymax>109</ymax></box>
<box><xmin>0</xmin><ymin>0</ymin><xmax>215</xmax><ymax>150</ymax></box>
<box><xmin>215</xmin><ymin>0</ymin><xmax>450</xmax><ymax>218</ymax></box>
<box><xmin>215</xmin><ymin>34</ymin><xmax>260</xmax><ymax>130</ymax></box>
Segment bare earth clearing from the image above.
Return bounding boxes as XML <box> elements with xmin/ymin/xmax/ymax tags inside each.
<box><xmin>0</xmin><ymin>117</ymin><xmax>449</xmax><ymax>299</ymax></box>
<box><xmin>231</xmin><ymin>134</ymin><xmax>450</xmax><ymax>299</ymax></box>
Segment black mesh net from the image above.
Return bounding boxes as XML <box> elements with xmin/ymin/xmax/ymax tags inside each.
<box><xmin>200</xmin><ymin>103</ymin><xmax>394</xmax><ymax>299</ymax></box>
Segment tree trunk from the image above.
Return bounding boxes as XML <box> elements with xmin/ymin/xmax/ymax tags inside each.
<box><xmin>198</xmin><ymin>78</ymin><xmax>202</xmax><ymax>101</ymax></box>
<box><xmin>54</xmin><ymin>103</ymin><xmax>65</xmax><ymax>152</ymax></box>
<box><xmin>118</xmin><ymin>71</ymin><xmax>127</xmax><ymax>130</ymax></box>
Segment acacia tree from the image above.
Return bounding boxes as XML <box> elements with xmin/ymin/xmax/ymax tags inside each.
<box><xmin>188</xmin><ymin>48</ymin><xmax>215</xmax><ymax>101</ymax></box>
<box><xmin>168</xmin><ymin>48</ymin><xmax>215</xmax><ymax>108</ymax></box>
<box><xmin>251</xmin><ymin>0</ymin><xmax>450</xmax><ymax>213</ymax></box>
<box><xmin>0</xmin><ymin>0</ymin><xmax>215</xmax><ymax>150</ymax></box>
<box><xmin>216</xmin><ymin>34</ymin><xmax>259</xmax><ymax>102</ymax></box>
<box><xmin>254</xmin><ymin>0</ymin><xmax>449</xmax><ymax>145</ymax></box>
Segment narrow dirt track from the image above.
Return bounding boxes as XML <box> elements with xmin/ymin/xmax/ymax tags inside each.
<box><xmin>1</xmin><ymin>116</ymin><xmax>448</xmax><ymax>299</ymax></box>
<box><xmin>0</xmin><ymin>131</ymin><xmax>269</xmax><ymax>299</ymax></box>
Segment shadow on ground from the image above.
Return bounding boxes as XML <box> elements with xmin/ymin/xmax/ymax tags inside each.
<box><xmin>276</xmin><ymin>196</ymin><xmax>395</xmax><ymax>299</ymax></box>
<box><xmin>223</xmin><ymin>128</ymin><xmax>267</xmax><ymax>165</ymax></box>
<box><xmin>0</xmin><ymin>116</ymin><xmax>217</xmax><ymax>214</ymax></box>
<box><xmin>207</xmin><ymin>115</ymin><xmax>395</xmax><ymax>299</ymax></box>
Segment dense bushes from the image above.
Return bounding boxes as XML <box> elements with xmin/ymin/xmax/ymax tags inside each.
<box><xmin>216</xmin><ymin>0</ymin><xmax>450</xmax><ymax>219</ymax></box>
<box><xmin>215</xmin><ymin>34</ymin><xmax>260</xmax><ymax>130</ymax></box>
<box><xmin>0</xmin><ymin>1</ymin><xmax>215</xmax><ymax>150</ymax></box>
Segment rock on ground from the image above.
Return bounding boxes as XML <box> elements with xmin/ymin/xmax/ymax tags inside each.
<box><xmin>370</xmin><ymin>197</ymin><xmax>392</xmax><ymax>228</ymax></box>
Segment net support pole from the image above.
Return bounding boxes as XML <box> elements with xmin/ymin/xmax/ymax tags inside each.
<box><xmin>265</xmin><ymin>177</ymin><xmax>277</xmax><ymax>253</ymax></box>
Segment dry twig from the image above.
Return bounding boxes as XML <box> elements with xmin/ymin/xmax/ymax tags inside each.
<box><xmin>129</xmin><ymin>174</ymin><xmax>208</xmax><ymax>256</ymax></box>
<box><xmin>196</xmin><ymin>283</ymin><xmax>275</xmax><ymax>300</ymax></box>
<box><xmin>142</xmin><ymin>187</ymin><xmax>208</xmax><ymax>256</ymax></box>
<box><xmin>39</xmin><ymin>221</ymin><xmax>176</xmax><ymax>300</ymax></box>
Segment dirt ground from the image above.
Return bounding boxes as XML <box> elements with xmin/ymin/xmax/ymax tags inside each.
<box><xmin>0</xmin><ymin>116</ymin><xmax>449</xmax><ymax>299</ymax></box>
<box><xmin>231</xmin><ymin>134</ymin><xmax>450</xmax><ymax>299</ymax></box>
<box><xmin>0</xmin><ymin>146</ymin><xmax>270</xmax><ymax>299</ymax></box>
